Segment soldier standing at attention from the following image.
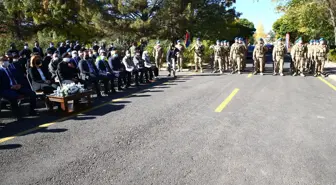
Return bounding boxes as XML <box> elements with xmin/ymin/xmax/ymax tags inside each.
<box><xmin>223</xmin><ymin>41</ymin><xmax>230</xmax><ymax>71</ymax></box>
<box><xmin>292</xmin><ymin>38</ymin><xmax>307</xmax><ymax>77</ymax></box>
<box><xmin>153</xmin><ymin>41</ymin><xmax>164</xmax><ymax>71</ymax></box>
<box><xmin>175</xmin><ymin>40</ymin><xmax>185</xmax><ymax>72</ymax></box>
<box><xmin>190</xmin><ymin>38</ymin><xmax>204</xmax><ymax>73</ymax></box>
<box><xmin>272</xmin><ymin>38</ymin><xmax>286</xmax><ymax>76</ymax></box>
<box><xmin>307</xmin><ymin>40</ymin><xmax>314</xmax><ymax>73</ymax></box>
<box><xmin>230</xmin><ymin>38</ymin><xmax>239</xmax><ymax>74</ymax></box>
<box><xmin>213</xmin><ymin>40</ymin><xmax>223</xmax><ymax>74</ymax></box>
<box><xmin>253</xmin><ymin>38</ymin><xmax>268</xmax><ymax>76</ymax></box>
<box><xmin>240</xmin><ymin>38</ymin><xmax>248</xmax><ymax>71</ymax></box>
<box><xmin>314</xmin><ymin>38</ymin><xmax>329</xmax><ymax>77</ymax></box>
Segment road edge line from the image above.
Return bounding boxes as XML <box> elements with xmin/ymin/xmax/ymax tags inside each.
<box><xmin>215</xmin><ymin>88</ymin><xmax>240</xmax><ymax>113</ymax></box>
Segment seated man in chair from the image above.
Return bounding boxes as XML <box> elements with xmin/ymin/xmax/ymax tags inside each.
<box><xmin>0</xmin><ymin>56</ymin><xmax>37</xmax><ymax>119</ymax></box>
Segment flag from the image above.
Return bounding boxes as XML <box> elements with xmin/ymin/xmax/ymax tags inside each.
<box><xmin>185</xmin><ymin>31</ymin><xmax>191</xmax><ymax>48</ymax></box>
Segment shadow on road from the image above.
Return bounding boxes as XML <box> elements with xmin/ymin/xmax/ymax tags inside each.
<box><xmin>0</xmin><ymin>74</ymin><xmax>194</xmax><ymax>143</ymax></box>
<box><xmin>0</xmin><ymin>144</ymin><xmax>22</xmax><ymax>150</ymax></box>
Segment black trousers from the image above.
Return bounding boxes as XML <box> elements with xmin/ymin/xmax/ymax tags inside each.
<box><xmin>125</xmin><ymin>70</ymin><xmax>139</xmax><ymax>86</ymax></box>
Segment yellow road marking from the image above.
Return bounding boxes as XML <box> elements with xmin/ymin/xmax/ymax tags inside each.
<box><xmin>318</xmin><ymin>77</ymin><xmax>336</xmax><ymax>91</ymax></box>
<box><xmin>215</xmin><ymin>88</ymin><xmax>240</xmax><ymax>113</ymax></box>
<box><xmin>247</xmin><ymin>73</ymin><xmax>253</xmax><ymax>78</ymax></box>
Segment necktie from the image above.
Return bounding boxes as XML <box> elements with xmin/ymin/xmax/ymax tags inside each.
<box><xmin>6</xmin><ymin>68</ymin><xmax>17</xmax><ymax>85</ymax></box>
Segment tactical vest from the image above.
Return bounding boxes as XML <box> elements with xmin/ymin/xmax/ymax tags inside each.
<box><xmin>195</xmin><ymin>44</ymin><xmax>203</xmax><ymax>54</ymax></box>
<box><xmin>232</xmin><ymin>44</ymin><xmax>240</xmax><ymax>55</ymax></box>
<box><xmin>316</xmin><ymin>45</ymin><xmax>327</xmax><ymax>57</ymax></box>
<box><xmin>255</xmin><ymin>44</ymin><xmax>265</xmax><ymax>58</ymax></box>
<box><xmin>296</xmin><ymin>45</ymin><xmax>305</xmax><ymax>57</ymax></box>
<box><xmin>275</xmin><ymin>44</ymin><xmax>285</xmax><ymax>56</ymax></box>
<box><xmin>214</xmin><ymin>45</ymin><xmax>222</xmax><ymax>56</ymax></box>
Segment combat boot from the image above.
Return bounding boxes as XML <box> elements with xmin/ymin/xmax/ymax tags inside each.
<box><xmin>273</xmin><ymin>72</ymin><xmax>277</xmax><ymax>76</ymax></box>
<box><xmin>237</xmin><ymin>71</ymin><xmax>241</xmax><ymax>75</ymax></box>
<box><xmin>313</xmin><ymin>73</ymin><xmax>318</xmax><ymax>77</ymax></box>
<box><xmin>260</xmin><ymin>72</ymin><xmax>264</xmax><ymax>76</ymax></box>
<box><xmin>253</xmin><ymin>71</ymin><xmax>257</xmax><ymax>75</ymax></box>
<box><xmin>300</xmin><ymin>73</ymin><xmax>305</xmax><ymax>77</ymax></box>
<box><xmin>293</xmin><ymin>72</ymin><xmax>297</xmax><ymax>76</ymax></box>
<box><xmin>280</xmin><ymin>73</ymin><xmax>284</xmax><ymax>76</ymax></box>
<box><xmin>321</xmin><ymin>73</ymin><xmax>326</xmax><ymax>78</ymax></box>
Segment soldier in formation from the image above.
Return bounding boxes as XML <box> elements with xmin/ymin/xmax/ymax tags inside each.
<box><xmin>253</xmin><ymin>38</ymin><xmax>268</xmax><ymax>75</ymax></box>
<box><xmin>190</xmin><ymin>38</ymin><xmax>205</xmax><ymax>73</ymax></box>
<box><xmin>272</xmin><ymin>38</ymin><xmax>286</xmax><ymax>76</ymax></box>
<box><xmin>175</xmin><ymin>40</ymin><xmax>185</xmax><ymax>72</ymax></box>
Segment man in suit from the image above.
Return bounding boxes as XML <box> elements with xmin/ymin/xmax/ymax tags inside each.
<box><xmin>43</xmin><ymin>49</ymin><xmax>53</xmax><ymax>73</ymax></box>
<box><xmin>95</xmin><ymin>50</ymin><xmax>116</xmax><ymax>93</ymax></box>
<box><xmin>78</xmin><ymin>50</ymin><xmax>102</xmax><ymax>97</ymax></box>
<box><xmin>71</xmin><ymin>50</ymin><xmax>81</xmax><ymax>68</ymax></box>
<box><xmin>19</xmin><ymin>43</ymin><xmax>32</xmax><ymax>61</ymax></box>
<box><xmin>33</xmin><ymin>41</ymin><xmax>44</xmax><ymax>57</ymax></box>
<box><xmin>7</xmin><ymin>43</ymin><xmax>19</xmax><ymax>56</ymax></box>
<box><xmin>74</xmin><ymin>41</ymin><xmax>81</xmax><ymax>51</ymax></box>
<box><xmin>108</xmin><ymin>49</ymin><xmax>123</xmax><ymax>90</ymax></box>
<box><xmin>58</xmin><ymin>42</ymin><xmax>67</xmax><ymax>56</ymax></box>
<box><xmin>0</xmin><ymin>56</ymin><xmax>37</xmax><ymax>119</ymax></box>
<box><xmin>47</xmin><ymin>42</ymin><xmax>57</xmax><ymax>54</ymax></box>
<box><xmin>57</xmin><ymin>53</ymin><xmax>80</xmax><ymax>84</ymax></box>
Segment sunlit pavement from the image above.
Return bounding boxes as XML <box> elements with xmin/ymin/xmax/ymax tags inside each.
<box><xmin>1</xmin><ymin>63</ymin><xmax>336</xmax><ymax>185</ymax></box>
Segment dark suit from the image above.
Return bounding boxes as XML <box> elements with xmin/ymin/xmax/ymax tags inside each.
<box><xmin>43</xmin><ymin>56</ymin><xmax>52</xmax><ymax>73</ymax></box>
<box><xmin>57</xmin><ymin>61</ymin><xmax>79</xmax><ymax>82</ymax></box>
<box><xmin>78</xmin><ymin>59</ymin><xmax>103</xmax><ymax>95</ymax></box>
<box><xmin>58</xmin><ymin>46</ymin><xmax>67</xmax><ymax>56</ymax></box>
<box><xmin>33</xmin><ymin>47</ymin><xmax>44</xmax><ymax>57</ymax></box>
<box><xmin>47</xmin><ymin>47</ymin><xmax>57</xmax><ymax>54</ymax></box>
<box><xmin>108</xmin><ymin>56</ymin><xmax>124</xmax><ymax>88</ymax></box>
<box><xmin>0</xmin><ymin>67</ymin><xmax>36</xmax><ymax>116</ymax></box>
<box><xmin>71</xmin><ymin>57</ymin><xmax>81</xmax><ymax>68</ymax></box>
<box><xmin>95</xmin><ymin>59</ymin><xmax>116</xmax><ymax>92</ymax></box>
<box><xmin>19</xmin><ymin>49</ymin><xmax>32</xmax><ymax>60</ymax></box>
<box><xmin>28</xmin><ymin>67</ymin><xmax>56</xmax><ymax>94</ymax></box>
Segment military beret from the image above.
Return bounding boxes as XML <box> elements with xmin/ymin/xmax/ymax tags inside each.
<box><xmin>156</xmin><ymin>40</ymin><xmax>160</xmax><ymax>44</ymax></box>
<box><xmin>177</xmin><ymin>40</ymin><xmax>181</xmax><ymax>42</ymax></box>
<box><xmin>239</xmin><ymin>38</ymin><xmax>243</xmax><ymax>41</ymax></box>
<box><xmin>319</xmin><ymin>38</ymin><xmax>325</xmax><ymax>41</ymax></box>
<box><xmin>224</xmin><ymin>40</ymin><xmax>227</xmax><ymax>43</ymax></box>
<box><xmin>216</xmin><ymin>40</ymin><xmax>220</xmax><ymax>43</ymax></box>
<box><xmin>197</xmin><ymin>38</ymin><xmax>200</xmax><ymax>41</ymax></box>
<box><xmin>309</xmin><ymin>40</ymin><xmax>313</xmax><ymax>44</ymax></box>
<box><xmin>234</xmin><ymin>37</ymin><xmax>238</xmax><ymax>40</ymax></box>
<box><xmin>277</xmin><ymin>38</ymin><xmax>282</xmax><ymax>41</ymax></box>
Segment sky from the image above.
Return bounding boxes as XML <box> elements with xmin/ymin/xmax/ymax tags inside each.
<box><xmin>234</xmin><ymin>0</ymin><xmax>283</xmax><ymax>33</ymax></box>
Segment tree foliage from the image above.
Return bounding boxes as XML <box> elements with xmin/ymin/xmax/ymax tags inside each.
<box><xmin>0</xmin><ymin>0</ymin><xmax>256</xmax><ymax>54</ymax></box>
<box><xmin>272</xmin><ymin>0</ymin><xmax>336</xmax><ymax>44</ymax></box>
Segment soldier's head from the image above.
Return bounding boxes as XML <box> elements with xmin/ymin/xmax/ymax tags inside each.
<box><xmin>277</xmin><ymin>38</ymin><xmax>283</xmax><ymax>44</ymax></box>
<box><xmin>238</xmin><ymin>38</ymin><xmax>244</xmax><ymax>44</ymax></box>
<box><xmin>220</xmin><ymin>41</ymin><xmax>225</xmax><ymax>46</ymax></box>
<box><xmin>257</xmin><ymin>38</ymin><xmax>264</xmax><ymax>45</ymax></box>
<box><xmin>93</xmin><ymin>41</ymin><xmax>97</xmax><ymax>46</ymax></box>
<box><xmin>156</xmin><ymin>40</ymin><xmax>160</xmax><ymax>45</ymax></box>
<box><xmin>235</xmin><ymin>37</ymin><xmax>239</xmax><ymax>43</ymax></box>
<box><xmin>319</xmin><ymin>38</ymin><xmax>325</xmax><ymax>45</ymax></box>
<box><xmin>50</xmin><ymin>42</ymin><xmax>54</xmax><ymax>48</ymax></box>
<box><xmin>216</xmin><ymin>40</ymin><xmax>220</xmax><ymax>45</ymax></box>
<box><xmin>297</xmin><ymin>37</ymin><xmax>303</xmax><ymax>45</ymax></box>
<box><xmin>309</xmin><ymin>40</ymin><xmax>314</xmax><ymax>45</ymax></box>
<box><xmin>312</xmin><ymin>40</ymin><xmax>317</xmax><ymax>45</ymax></box>
<box><xmin>46</xmin><ymin>49</ymin><xmax>53</xmax><ymax>56</ymax></box>
<box><xmin>170</xmin><ymin>43</ymin><xmax>175</xmax><ymax>50</ymax></box>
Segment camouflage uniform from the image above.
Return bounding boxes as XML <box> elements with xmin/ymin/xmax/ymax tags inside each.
<box><xmin>292</xmin><ymin>39</ymin><xmax>307</xmax><ymax>76</ymax></box>
<box><xmin>253</xmin><ymin>39</ymin><xmax>268</xmax><ymax>75</ymax></box>
<box><xmin>213</xmin><ymin>40</ymin><xmax>223</xmax><ymax>73</ymax></box>
<box><xmin>307</xmin><ymin>40</ymin><xmax>315</xmax><ymax>73</ymax></box>
<box><xmin>314</xmin><ymin>38</ymin><xmax>329</xmax><ymax>77</ymax></box>
<box><xmin>153</xmin><ymin>42</ymin><xmax>164</xmax><ymax>70</ymax></box>
<box><xmin>192</xmin><ymin>39</ymin><xmax>205</xmax><ymax>72</ymax></box>
<box><xmin>230</xmin><ymin>38</ymin><xmax>245</xmax><ymax>74</ymax></box>
<box><xmin>175</xmin><ymin>41</ymin><xmax>185</xmax><ymax>72</ymax></box>
<box><xmin>272</xmin><ymin>38</ymin><xmax>286</xmax><ymax>76</ymax></box>
<box><xmin>223</xmin><ymin>41</ymin><xmax>231</xmax><ymax>71</ymax></box>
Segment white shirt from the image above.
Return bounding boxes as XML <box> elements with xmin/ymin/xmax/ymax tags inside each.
<box><xmin>37</xmin><ymin>68</ymin><xmax>46</xmax><ymax>81</ymax></box>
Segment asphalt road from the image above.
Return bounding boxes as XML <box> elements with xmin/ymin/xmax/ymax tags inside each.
<box><xmin>1</xmin><ymin>63</ymin><xmax>336</xmax><ymax>185</ymax></box>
